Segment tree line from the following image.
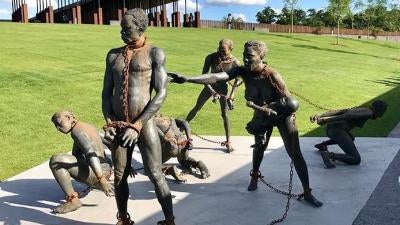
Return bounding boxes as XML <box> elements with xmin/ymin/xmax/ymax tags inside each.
<box><xmin>255</xmin><ymin>0</ymin><xmax>400</xmax><ymax>33</ymax></box>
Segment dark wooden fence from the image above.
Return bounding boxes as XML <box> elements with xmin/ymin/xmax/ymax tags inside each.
<box><xmin>200</xmin><ymin>20</ymin><xmax>400</xmax><ymax>37</ymax></box>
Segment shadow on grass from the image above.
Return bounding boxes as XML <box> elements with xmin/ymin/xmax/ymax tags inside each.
<box><xmin>304</xmin><ymin>85</ymin><xmax>400</xmax><ymax>137</ymax></box>
<box><xmin>366</xmin><ymin>72</ymin><xmax>400</xmax><ymax>87</ymax></box>
<box><xmin>264</xmin><ymin>33</ymin><xmax>311</xmax><ymax>42</ymax></box>
<box><xmin>343</xmin><ymin>37</ymin><xmax>400</xmax><ymax>50</ymax></box>
<box><xmin>292</xmin><ymin>44</ymin><xmax>400</xmax><ymax>62</ymax></box>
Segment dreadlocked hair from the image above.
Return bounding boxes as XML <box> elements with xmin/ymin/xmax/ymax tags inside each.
<box><xmin>125</xmin><ymin>8</ymin><xmax>148</xmax><ymax>35</ymax></box>
<box><xmin>244</xmin><ymin>40</ymin><xmax>268</xmax><ymax>60</ymax></box>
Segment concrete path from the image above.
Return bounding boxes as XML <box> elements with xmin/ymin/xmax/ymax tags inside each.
<box><xmin>0</xmin><ymin>137</ymin><xmax>399</xmax><ymax>225</ymax></box>
<box><xmin>388</xmin><ymin>122</ymin><xmax>400</xmax><ymax>137</ymax></box>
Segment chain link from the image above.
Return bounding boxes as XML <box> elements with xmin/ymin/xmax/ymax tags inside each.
<box><xmin>258</xmin><ymin>161</ymin><xmax>304</xmax><ymax>225</ymax></box>
<box><xmin>290</xmin><ymin>89</ymin><xmax>360</xmax><ymax>113</ymax></box>
<box><xmin>228</xmin><ymin>80</ymin><xmax>243</xmax><ymax>87</ymax></box>
<box><xmin>290</xmin><ymin>90</ymin><xmax>332</xmax><ymax>111</ymax></box>
<box><xmin>191</xmin><ymin>131</ymin><xmax>227</xmax><ymax>146</ymax></box>
<box><xmin>122</xmin><ymin>45</ymin><xmax>134</xmax><ymax>122</ymax></box>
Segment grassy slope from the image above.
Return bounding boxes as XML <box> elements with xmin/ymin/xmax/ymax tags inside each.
<box><xmin>0</xmin><ymin>22</ymin><xmax>399</xmax><ymax>180</ymax></box>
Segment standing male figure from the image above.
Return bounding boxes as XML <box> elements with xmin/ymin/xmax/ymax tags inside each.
<box><xmin>186</xmin><ymin>39</ymin><xmax>240</xmax><ymax>152</ymax></box>
<box><xmin>311</xmin><ymin>100</ymin><xmax>387</xmax><ymax>168</ymax></box>
<box><xmin>169</xmin><ymin>40</ymin><xmax>322</xmax><ymax>207</ymax></box>
<box><xmin>49</xmin><ymin>110</ymin><xmax>114</xmax><ymax>214</ymax></box>
<box><xmin>102</xmin><ymin>8</ymin><xmax>175</xmax><ymax>225</ymax></box>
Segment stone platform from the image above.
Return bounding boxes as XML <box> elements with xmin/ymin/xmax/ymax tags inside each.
<box><xmin>1</xmin><ymin>137</ymin><xmax>399</xmax><ymax>225</ymax></box>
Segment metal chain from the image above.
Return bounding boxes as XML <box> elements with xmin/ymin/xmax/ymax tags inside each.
<box><xmin>260</xmin><ymin>65</ymin><xmax>356</xmax><ymax>113</ymax></box>
<box><xmin>228</xmin><ymin>80</ymin><xmax>243</xmax><ymax>87</ymax></box>
<box><xmin>191</xmin><ymin>131</ymin><xmax>227</xmax><ymax>146</ymax></box>
<box><xmin>289</xmin><ymin>89</ymin><xmax>332</xmax><ymax>111</ymax></box>
<box><xmin>122</xmin><ymin>45</ymin><xmax>134</xmax><ymax>122</ymax></box>
<box><xmin>259</xmin><ymin>161</ymin><xmax>304</xmax><ymax>225</ymax></box>
<box><xmin>259</xmin><ymin>161</ymin><xmax>302</xmax><ymax>198</ymax></box>
<box><xmin>290</xmin><ymin>89</ymin><xmax>360</xmax><ymax>113</ymax></box>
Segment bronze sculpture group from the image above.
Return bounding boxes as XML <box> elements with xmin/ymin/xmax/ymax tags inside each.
<box><xmin>48</xmin><ymin>8</ymin><xmax>388</xmax><ymax>225</ymax></box>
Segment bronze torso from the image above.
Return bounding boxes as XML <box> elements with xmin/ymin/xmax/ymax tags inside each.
<box><xmin>109</xmin><ymin>44</ymin><xmax>153</xmax><ymax>122</ymax></box>
<box><xmin>210</xmin><ymin>53</ymin><xmax>239</xmax><ymax>89</ymax></box>
<box><xmin>242</xmin><ymin>66</ymin><xmax>279</xmax><ymax>106</ymax></box>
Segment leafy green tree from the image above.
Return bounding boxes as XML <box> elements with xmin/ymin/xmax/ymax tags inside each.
<box><xmin>385</xmin><ymin>7</ymin><xmax>400</xmax><ymax>31</ymax></box>
<box><xmin>256</xmin><ymin>6</ymin><xmax>278</xmax><ymax>23</ymax></box>
<box><xmin>276</xmin><ymin>7</ymin><xmax>291</xmax><ymax>25</ymax></box>
<box><xmin>327</xmin><ymin>0</ymin><xmax>353</xmax><ymax>44</ymax></box>
<box><xmin>276</xmin><ymin>7</ymin><xmax>306</xmax><ymax>26</ymax></box>
<box><xmin>304</xmin><ymin>8</ymin><xmax>333</xmax><ymax>27</ymax></box>
<box><xmin>283</xmin><ymin>0</ymin><xmax>299</xmax><ymax>32</ymax></box>
<box><xmin>355</xmin><ymin>0</ymin><xmax>389</xmax><ymax>36</ymax></box>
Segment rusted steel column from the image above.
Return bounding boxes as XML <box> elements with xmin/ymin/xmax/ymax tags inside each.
<box><xmin>118</xmin><ymin>9</ymin><xmax>123</xmax><ymax>21</ymax></box>
<box><xmin>22</xmin><ymin>3</ymin><xmax>28</xmax><ymax>23</ymax></box>
<box><xmin>98</xmin><ymin>8</ymin><xmax>103</xmax><ymax>25</ymax></box>
<box><xmin>45</xmin><ymin>9</ymin><xmax>49</xmax><ymax>23</ymax></box>
<box><xmin>72</xmin><ymin>5</ymin><xmax>77</xmax><ymax>24</ymax></box>
<box><xmin>194</xmin><ymin>11</ymin><xmax>200</xmax><ymax>28</ymax></box>
<box><xmin>155</xmin><ymin>11</ymin><xmax>160</xmax><ymax>26</ymax></box>
<box><xmin>161</xmin><ymin>1</ymin><xmax>167</xmax><ymax>27</ymax></box>
<box><xmin>76</xmin><ymin>5</ymin><xmax>81</xmax><ymax>24</ymax></box>
<box><xmin>48</xmin><ymin>6</ymin><xmax>54</xmax><ymax>23</ymax></box>
<box><xmin>175</xmin><ymin>11</ymin><xmax>180</xmax><ymax>27</ymax></box>
<box><xmin>94</xmin><ymin>11</ymin><xmax>98</xmax><ymax>24</ymax></box>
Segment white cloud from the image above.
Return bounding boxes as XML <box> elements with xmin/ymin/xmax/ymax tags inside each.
<box><xmin>232</xmin><ymin>13</ymin><xmax>246</xmax><ymax>22</ymax></box>
<box><xmin>182</xmin><ymin>0</ymin><xmax>201</xmax><ymax>11</ymax></box>
<box><xmin>271</xmin><ymin>8</ymin><xmax>282</xmax><ymax>15</ymax></box>
<box><xmin>166</xmin><ymin>0</ymin><xmax>201</xmax><ymax>13</ymax></box>
<box><xmin>206</xmin><ymin>0</ymin><xmax>267</xmax><ymax>6</ymax></box>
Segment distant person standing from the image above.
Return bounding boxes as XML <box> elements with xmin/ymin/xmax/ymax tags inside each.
<box><xmin>227</xmin><ymin>13</ymin><xmax>232</xmax><ymax>30</ymax></box>
<box><xmin>189</xmin><ymin>13</ymin><xmax>194</xmax><ymax>27</ymax></box>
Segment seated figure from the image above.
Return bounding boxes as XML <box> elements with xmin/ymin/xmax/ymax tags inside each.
<box><xmin>49</xmin><ymin>110</ymin><xmax>113</xmax><ymax>214</ymax></box>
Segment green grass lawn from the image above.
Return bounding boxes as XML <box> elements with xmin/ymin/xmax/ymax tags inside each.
<box><xmin>0</xmin><ymin>22</ymin><xmax>399</xmax><ymax>180</ymax></box>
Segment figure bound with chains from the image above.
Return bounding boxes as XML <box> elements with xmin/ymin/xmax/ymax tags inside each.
<box><xmin>168</xmin><ymin>40</ymin><xmax>323</xmax><ymax>208</ymax></box>
<box><xmin>185</xmin><ymin>39</ymin><xmax>241</xmax><ymax>153</ymax></box>
<box><xmin>102</xmin><ymin>8</ymin><xmax>175</xmax><ymax>225</ymax></box>
<box><xmin>311</xmin><ymin>100</ymin><xmax>388</xmax><ymax>168</ymax></box>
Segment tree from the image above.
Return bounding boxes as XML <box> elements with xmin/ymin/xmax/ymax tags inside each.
<box><xmin>305</xmin><ymin>9</ymin><xmax>327</xmax><ymax>27</ymax></box>
<box><xmin>293</xmin><ymin>8</ymin><xmax>307</xmax><ymax>24</ymax></box>
<box><xmin>283</xmin><ymin>0</ymin><xmax>299</xmax><ymax>33</ymax></box>
<box><xmin>256</xmin><ymin>6</ymin><xmax>278</xmax><ymax>23</ymax></box>
<box><xmin>276</xmin><ymin>7</ymin><xmax>291</xmax><ymax>25</ymax></box>
<box><xmin>327</xmin><ymin>0</ymin><xmax>353</xmax><ymax>45</ymax></box>
<box><xmin>355</xmin><ymin>0</ymin><xmax>389</xmax><ymax>37</ymax></box>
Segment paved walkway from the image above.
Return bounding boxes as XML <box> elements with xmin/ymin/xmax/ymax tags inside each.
<box><xmin>0</xmin><ymin>137</ymin><xmax>399</xmax><ymax>225</ymax></box>
<box><xmin>388</xmin><ymin>122</ymin><xmax>400</xmax><ymax>137</ymax></box>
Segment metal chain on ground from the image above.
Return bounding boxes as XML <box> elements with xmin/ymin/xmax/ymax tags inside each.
<box><xmin>259</xmin><ymin>161</ymin><xmax>304</xmax><ymax>225</ymax></box>
<box><xmin>259</xmin><ymin>161</ymin><xmax>302</xmax><ymax>198</ymax></box>
<box><xmin>191</xmin><ymin>130</ymin><xmax>227</xmax><ymax>146</ymax></box>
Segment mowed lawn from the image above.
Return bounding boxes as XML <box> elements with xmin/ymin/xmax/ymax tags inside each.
<box><xmin>0</xmin><ymin>22</ymin><xmax>399</xmax><ymax>180</ymax></box>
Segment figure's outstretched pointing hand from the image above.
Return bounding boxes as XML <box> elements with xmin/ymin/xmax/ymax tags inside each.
<box><xmin>167</xmin><ymin>72</ymin><xmax>187</xmax><ymax>84</ymax></box>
